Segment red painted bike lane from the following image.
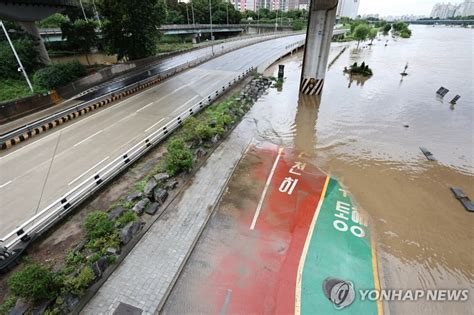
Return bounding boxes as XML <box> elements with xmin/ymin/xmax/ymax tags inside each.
<box><xmin>206</xmin><ymin>142</ymin><xmax>328</xmax><ymax>314</ymax></box>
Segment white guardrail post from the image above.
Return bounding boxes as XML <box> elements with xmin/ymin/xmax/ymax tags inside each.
<box><xmin>0</xmin><ymin>66</ymin><xmax>256</xmax><ymax>256</ymax></box>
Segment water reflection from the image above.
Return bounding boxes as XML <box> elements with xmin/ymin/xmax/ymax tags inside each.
<box><xmin>256</xmin><ymin>25</ymin><xmax>473</xmax><ymax>314</ymax></box>
<box><xmin>294</xmin><ymin>94</ymin><xmax>319</xmax><ymax>155</ymax></box>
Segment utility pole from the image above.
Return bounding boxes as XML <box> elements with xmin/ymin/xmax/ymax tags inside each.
<box><xmin>191</xmin><ymin>0</ymin><xmax>196</xmax><ymax>26</ymax></box>
<box><xmin>209</xmin><ymin>0</ymin><xmax>213</xmax><ymax>41</ymax></box>
<box><xmin>91</xmin><ymin>0</ymin><xmax>102</xmax><ymax>26</ymax></box>
<box><xmin>79</xmin><ymin>0</ymin><xmax>88</xmax><ymax>20</ymax></box>
<box><xmin>0</xmin><ymin>20</ymin><xmax>33</xmax><ymax>92</ymax></box>
<box><xmin>186</xmin><ymin>3</ymin><xmax>190</xmax><ymax>25</ymax></box>
<box><xmin>226</xmin><ymin>0</ymin><xmax>229</xmax><ymax>25</ymax></box>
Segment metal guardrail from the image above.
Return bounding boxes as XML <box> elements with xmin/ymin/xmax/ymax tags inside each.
<box><xmin>0</xmin><ymin>66</ymin><xmax>256</xmax><ymax>260</ymax></box>
<box><xmin>0</xmin><ymin>34</ymin><xmax>307</xmax><ymax>270</ymax></box>
<box><xmin>0</xmin><ymin>32</ymin><xmax>298</xmax><ymax>145</ymax></box>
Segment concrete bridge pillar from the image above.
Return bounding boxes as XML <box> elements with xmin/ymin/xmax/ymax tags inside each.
<box><xmin>17</xmin><ymin>21</ymin><xmax>51</xmax><ymax>65</ymax></box>
<box><xmin>300</xmin><ymin>0</ymin><xmax>338</xmax><ymax>96</ymax></box>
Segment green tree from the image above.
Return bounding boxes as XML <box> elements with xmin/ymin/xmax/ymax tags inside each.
<box><xmin>368</xmin><ymin>27</ymin><xmax>378</xmax><ymax>45</ymax></box>
<box><xmin>37</xmin><ymin>13</ymin><xmax>67</xmax><ymax>28</ymax></box>
<box><xmin>383</xmin><ymin>23</ymin><xmax>391</xmax><ymax>35</ymax></box>
<box><xmin>97</xmin><ymin>0</ymin><xmax>165</xmax><ymax>60</ymax></box>
<box><xmin>353</xmin><ymin>24</ymin><xmax>370</xmax><ymax>48</ymax></box>
<box><xmin>0</xmin><ymin>38</ymin><xmax>41</xmax><ymax>79</ymax></box>
<box><xmin>8</xmin><ymin>264</ymin><xmax>62</xmax><ymax>304</ymax></box>
<box><xmin>60</xmin><ymin>19</ymin><xmax>98</xmax><ymax>64</ymax></box>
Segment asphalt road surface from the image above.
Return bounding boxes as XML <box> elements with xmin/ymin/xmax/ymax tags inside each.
<box><xmin>0</xmin><ymin>34</ymin><xmax>305</xmax><ymax>238</ymax></box>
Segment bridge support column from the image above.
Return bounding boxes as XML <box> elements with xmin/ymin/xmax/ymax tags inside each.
<box><xmin>17</xmin><ymin>21</ymin><xmax>50</xmax><ymax>65</ymax></box>
<box><xmin>300</xmin><ymin>0</ymin><xmax>338</xmax><ymax>96</ymax></box>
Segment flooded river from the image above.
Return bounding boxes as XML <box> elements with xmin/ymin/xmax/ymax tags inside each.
<box><xmin>250</xmin><ymin>25</ymin><xmax>473</xmax><ymax>314</ymax></box>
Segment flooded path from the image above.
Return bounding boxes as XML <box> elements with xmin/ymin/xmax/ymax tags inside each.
<box><xmin>164</xmin><ymin>25</ymin><xmax>473</xmax><ymax>314</ymax></box>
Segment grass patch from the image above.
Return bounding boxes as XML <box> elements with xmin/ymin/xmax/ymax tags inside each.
<box><xmin>0</xmin><ymin>79</ymin><xmax>47</xmax><ymax>103</ymax></box>
<box><xmin>157</xmin><ymin>43</ymin><xmax>193</xmax><ymax>53</ymax></box>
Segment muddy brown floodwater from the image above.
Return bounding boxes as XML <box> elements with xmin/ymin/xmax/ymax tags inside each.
<box><xmin>234</xmin><ymin>25</ymin><xmax>472</xmax><ymax>314</ymax></box>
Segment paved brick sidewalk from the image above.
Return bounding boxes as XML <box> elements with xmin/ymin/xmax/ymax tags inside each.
<box><xmin>83</xmin><ymin>126</ymin><xmax>251</xmax><ymax>314</ymax></box>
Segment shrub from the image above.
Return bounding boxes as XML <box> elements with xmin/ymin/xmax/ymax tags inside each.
<box><xmin>292</xmin><ymin>20</ymin><xmax>305</xmax><ymax>31</ymax></box>
<box><xmin>0</xmin><ymin>38</ymin><xmax>42</xmax><ymax>79</ymax></box>
<box><xmin>8</xmin><ymin>263</ymin><xmax>61</xmax><ymax>304</ymax></box>
<box><xmin>63</xmin><ymin>266</ymin><xmax>95</xmax><ymax>296</ymax></box>
<box><xmin>65</xmin><ymin>250</ymin><xmax>85</xmax><ymax>267</ymax></box>
<box><xmin>165</xmin><ymin>138</ymin><xmax>193</xmax><ymax>176</ymax></box>
<box><xmin>84</xmin><ymin>211</ymin><xmax>114</xmax><ymax>240</ymax></box>
<box><xmin>0</xmin><ymin>296</ymin><xmax>16</xmax><ymax>314</ymax></box>
<box><xmin>33</xmin><ymin>61</ymin><xmax>86</xmax><ymax>90</ymax></box>
<box><xmin>182</xmin><ymin>117</ymin><xmax>199</xmax><ymax>142</ymax></box>
<box><xmin>195</xmin><ymin>123</ymin><xmax>213</xmax><ymax>141</ymax></box>
<box><xmin>86</xmin><ymin>233</ymin><xmax>120</xmax><ymax>255</ymax></box>
<box><xmin>115</xmin><ymin>211</ymin><xmax>137</xmax><ymax>227</ymax></box>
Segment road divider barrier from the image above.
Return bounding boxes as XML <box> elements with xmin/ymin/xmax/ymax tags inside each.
<box><xmin>0</xmin><ymin>67</ymin><xmax>256</xmax><ymax>273</ymax></box>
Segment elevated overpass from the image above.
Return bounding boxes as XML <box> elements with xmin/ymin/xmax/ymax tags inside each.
<box><xmin>39</xmin><ymin>24</ymin><xmax>296</xmax><ymax>43</ymax></box>
<box><xmin>0</xmin><ymin>0</ymin><xmax>78</xmax><ymax>63</ymax></box>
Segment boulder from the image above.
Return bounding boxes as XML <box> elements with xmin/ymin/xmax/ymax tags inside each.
<box><xmin>106</xmin><ymin>247</ymin><xmax>120</xmax><ymax>256</ymax></box>
<box><xmin>153</xmin><ymin>188</ymin><xmax>169</xmax><ymax>205</ymax></box>
<box><xmin>145</xmin><ymin>202</ymin><xmax>160</xmax><ymax>215</ymax></box>
<box><xmin>195</xmin><ymin>148</ymin><xmax>207</xmax><ymax>158</ymax></box>
<box><xmin>9</xmin><ymin>298</ymin><xmax>28</xmax><ymax>315</ymax></box>
<box><xmin>143</xmin><ymin>178</ymin><xmax>158</xmax><ymax>197</ymax></box>
<box><xmin>211</xmin><ymin>135</ymin><xmax>220</xmax><ymax>144</ymax></box>
<box><xmin>92</xmin><ymin>256</ymin><xmax>109</xmax><ymax>278</ymax></box>
<box><xmin>108</xmin><ymin>207</ymin><xmax>126</xmax><ymax>221</ymax></box>
<box><xmin>154</xmin><ymin>172</ymin><xmax>170</xmax><ymax>182</ymax></box>
<box><xmin>64</xmin><ymin>294</ymin><xmax>80</xmax><ymax>313</ymax></box>
<box><xmin>120</xmin><ymin>221</ymin><xmax>143</xmax><ymax>245</ymax></box>
<box><xmin>31</xmin><ymin>300</ymin><xmax>51</xmax><ymax>315</ymax></box>
<box><xmin>126</xmin><ymin>191</ymin><xmax>143</xmax><ymax>202</ymax></box>
<box><xmin>164</xmin><ymin>179</ymin><xmax>178</xmax><ymax>190</ymax></box>
<box><xmin>209</xmin><ymin>119</ymin><xmax>217</xmax><ymax>128</ymax></box>
<box><xmin>72</xmin><ymin>239</ymin><xmax>86</xmax><ymax>255</ymax></box>
<box><xmin>132</xmin><ymin>198</ymin><xmax>149</xmax><ymax>216</ymax></box>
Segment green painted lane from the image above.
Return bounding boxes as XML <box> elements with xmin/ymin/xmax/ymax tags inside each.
<box><xmin>298</xmin><ymin>177</ymin><xmax>382</xmax><ymax>314</ymax></box>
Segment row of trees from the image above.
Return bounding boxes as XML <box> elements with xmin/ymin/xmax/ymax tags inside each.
<box><xmin>339</xmin><ymin>19</ymin><xmax>412</xmax><ymax>47</ymax></box>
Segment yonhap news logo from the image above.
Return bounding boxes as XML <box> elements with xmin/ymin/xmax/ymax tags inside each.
<box><xmin>322</xmin><ymin>277</ymin><xmax>470</xmax><ymax>310</ymax></box>
<box><xmin>323</xmin><ymin>277</ymin><xmax>356</xmax><ymax>309</ymax></box>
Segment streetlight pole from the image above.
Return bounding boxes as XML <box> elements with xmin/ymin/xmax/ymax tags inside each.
<box><xmin>79</xmin><ymin>0</ymin><xmax>88</xmax><ymax>20</ymax></box>
<box><xmin>191</xmin><ymin>0</ymin><xmax>196</xmax><ymax>26</ymax></box>
<box><xmin>91</xmin><ymin>0</ymin><xmax>102</xmax><ymax>26</ymax></box>
<box><xmin>209</xmin><ymin>0</ymin><xmax>213</xmax><ymax>41</ymax></box>
<box><xmin>186</xmin><ymin>3</ymin><xmax>190</xmax><ymax>25</ymax></box>
<box><xmin>226</xmin><ymin>0</ymin><xmax>229</xmax><ymax>25</ymax></box>
<box><xmin>0</xmin><ymin>20</ymin><xmax>33</xmax><ymax>92</ymax></box>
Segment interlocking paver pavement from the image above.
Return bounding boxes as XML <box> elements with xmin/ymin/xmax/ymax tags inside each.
<box><xmin>83</xmin><ymin>125</ymin><xmax>251</xmax><ymax>315</ymax></box>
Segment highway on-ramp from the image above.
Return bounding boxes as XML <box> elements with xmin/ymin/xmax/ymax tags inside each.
<box><xmin>0</xmin><ymin>33</ymin><xmax>306</xmax><ymax>238</ymax></box>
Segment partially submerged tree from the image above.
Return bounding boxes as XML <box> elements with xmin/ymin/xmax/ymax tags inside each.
<box><xmin>353</xmin><ymin>24</ymin><xmax>370</xmax><ymax>48</ymax></box>
<box><xmin>368</xmin><ymin>27</ymin><xmax>378</xmax><ymax>45</ymax></box>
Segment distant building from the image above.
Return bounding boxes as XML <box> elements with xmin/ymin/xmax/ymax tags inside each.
<box><xmin>336</xmin><ymin>0</ymin><xmax>360</xmax><ymax>19</ymax></box>
<box><xmin>431</xmin><ymin>1</ymin><xmax>474</xmax><ymax>18</ymax></box>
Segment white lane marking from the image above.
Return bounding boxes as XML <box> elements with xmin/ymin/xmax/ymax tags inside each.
<box><xmin>0</xmin><ymin>180</ymin><xmax>12</xmax><ymax>189</ymax></box>
<box><xmin>145</xmin><ymin>118</ymin><xmax>166</xmax><ymax>133</ymax></box>
<box><xmin>136</xmin><ymin>85</ymin><xmax>188</xmax><ymax>113</ymax></box>
<box><xmin>73</xmin><ymin>130</ymin><xmax>103</xmax><ymax>147</ymax></box>
<box><xmin>136</xmin><ymin>102</ymin><xmax>154</xmax><ymax>113</ymax></box>
<box><xmin>250</xmin><ymin>147</ymin><xmax>284</xmax><ymax>230</ymax></box>
<box><xmin>0</xmin><ymin>92</ymin><xmax>147</xmax><ymax>161</ymax></box>
<box><xmin>170</xmin><ymin>95</ymin><xmax>200</xmax><ymax>116</ymax></box>
<box><xmin>68</xmin><ymin>156</ymin><xmax>109</xmax><ymax>186</ymax></box>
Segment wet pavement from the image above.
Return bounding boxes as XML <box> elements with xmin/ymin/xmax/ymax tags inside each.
<box><xmin>163</xmin><ymin>142</ymin><xmax>381</xmax><ymax>315</ymax></box>
<box><xmin>164</xmin><ymin>26</ymin><xmax>473</xmax><ymax>314</ymax></box>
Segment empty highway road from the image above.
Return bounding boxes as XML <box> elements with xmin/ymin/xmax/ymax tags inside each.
<box><xmin>0</xmin><ymin>33</ymin><xmax>305</xmax><ymax>238</ymax></box>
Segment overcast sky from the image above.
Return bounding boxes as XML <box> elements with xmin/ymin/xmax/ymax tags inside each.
<box><xmin>358</xmin><ymin>0</ymin><xmax>464</xmax><ymax>16</ymax></box>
